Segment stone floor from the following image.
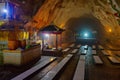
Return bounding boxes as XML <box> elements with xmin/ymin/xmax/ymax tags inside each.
<box><xmin>0</xmin><ymin>56</ymin><xmax>61</xmax><ymax>80</ymax></box>
<box><xmin>29</xmin><ymin>44</ymin><xmax>120</xmax><ymax>80</ymax></box>
<box><xmin>0</xmin><ymin>43</ymin><xmax>120</xmax><ymax>80</ymax></box>
<box><xmin>86</xmin><ymin>47</ymin><xmax>120</xmax><ymax>80</ymax></box>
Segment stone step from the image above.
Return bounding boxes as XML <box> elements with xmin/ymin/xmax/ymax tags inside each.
<box><xmin>71</xmin><ymin>49</ymin><xmax>79</xmax><ymax>54</ymax></box>
<box><xmin>81</xmin><ymin>50</ymin><xmax>87</xmax><ymax>55</ymax></box>
<box><xmin>69</xmin><ymin>44</ymin><xmax>75</xmax><ymax>47</ymax></box>
<box><xmin>98</xmin><ymin>45</ymin><xmax>104</xmax><ymax>50</ymax></box>
<box><xmin>11</xmin><ymin>57</ymin><xmax>56</xmax><ymax>80</ymax></box>
<box><xmin>108</xmin><ymin>56</ymin><xmax>120</xmax><ymax>64</ymax></box>
<box><xmin>41</xmin><ymin>54</ymin><xmax>73</xmax><ymax>80</ymax></box>
<box><xmin>92</xmin><ymin>45</ymin><xmax>96</xmax><ymax>49</ymax></box>
<box><xmin>102</xmin><ymin>51</ymin><xmax>110</xmax><ymax>56</ymax></box>
<box><xmin>92</xmin><ymin>50</ymin><xmax>97</xmax><ymax>55</ymax></box>
<box><xmin>116</xmin><ymin>53</ymin><xmax>120</xmax><ymax>57</ymax></box>
<box><xmin>76</xmin><ymin>44</ymin><xmax>81</xmax><ymax>48</ymax></box>
<box><xmin>84</xmin><ymin>45</ymin><xmax>88</xmax><ymax>49</ymax></box>
<box><xmin>73</xmin><ymin>55</ymin><xmax>85</xmax><ymax>80</ymax></box>
<box><xmin>93</xmin><ymin>56</ymin><xmax>103</xmax><ymax>64</ymax></box>
<box><xmin>62</xmin><ymin>48</ymin><xmax>70</xmax><ymax>53</ymax></box>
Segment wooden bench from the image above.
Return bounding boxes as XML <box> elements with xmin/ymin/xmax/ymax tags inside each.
<box><xmin>11</xmin><ymin>57</ymin><xmax>56</xmax><ymax>80</ymax></box>
<box><xmin>102</xmin><ymin>51</ymin><xmax>110</xmax><ymax>56</ymax></box>
<box><xmin>73</xmin><ymin>55</ymin><xmax>85</xmax><ymax>80</ymax></box>
<box><xmin>62</xmin><ymin>48</ymin><xmax>70</xmax><ymax>53</ymax></box>
<box><xmin>41</xmin><ymin>54</ymin><xmax>73</xmax><ymax>80</ymax></box>
<box><xmin>93</xmin><ymin>56</ymin><xmax>103</xmax><ymax>64</ymax></box>
<box><xmin>108</xmin><ymin>56</ymin><xmax>120</xmax><ymax>64</ymax></box>
<box><xmin>71</xmin><ymin>49</ymin><xmax>78</xmax><ymax>54</ymax></box>
<box><xmin>76</xmin><ymin>45</ymin><xmax>81</xmax><ymax>48</ymax></box>
<box><xmin>92</xmin><ymin>50</ymin><xmax>97</xmax><ymax>55</ymax></box>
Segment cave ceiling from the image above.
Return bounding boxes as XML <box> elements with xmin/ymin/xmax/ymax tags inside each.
<box><xmin>23</xmin><ymin>0</ymin><xmax>120</xmax><ymax>48</ymax></box>
<box><xmin>116</xmin><ymin>0</ymin><xmax>120</xmax><ymax>7</ymax></box>
<box><xmin>26</xmin><ymin>0</ymin><xmax>120</xmax><ymax>31</ymax></box>
<box><xmin>25</xmin><ymin>0</ymin><xmax>120</xmax><ymax>35</ymax></box>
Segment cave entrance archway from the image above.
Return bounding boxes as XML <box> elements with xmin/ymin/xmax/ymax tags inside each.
<box><xmin>64</xmin><ymin>15</ymin><xmax>104</xmax><ymax>45</ymax></box>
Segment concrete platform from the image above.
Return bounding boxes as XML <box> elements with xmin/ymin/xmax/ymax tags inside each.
<box><xmin>108</xmin><ymin>56</ymin><xmax>120</xmax><ymax>64</ymax></box>
<box><xmin>11</xmin><ymin>57</ymin><xmax>56</xmax><ymax>80</ymax></box>
<box><xmin>73</xmin><ymin>55</ymin><xmax>85</xmax><ymax>80</ymax></box>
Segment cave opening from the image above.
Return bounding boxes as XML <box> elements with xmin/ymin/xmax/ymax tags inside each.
<box><xmin>64</xmin><ymin>15</ymin><xmax>104</xmax><ymax>45</ymax></box>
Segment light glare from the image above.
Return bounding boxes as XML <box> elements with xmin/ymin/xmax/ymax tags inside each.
<box><xmin>3</xmin><ymin>9</ymin><xmax>8</xmax><ymax>13</ymax></box>
<box><xmin>84</xmin><ymin>33</ymin><xmax>88</xmax><ymax>37</ymax></box>
<box><xmin>45</xmin><ymin>34</ymin><xmax>49</xmax><ymax>37</ymax></box>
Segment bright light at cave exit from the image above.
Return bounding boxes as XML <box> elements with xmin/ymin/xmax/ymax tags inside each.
<box><xmin>84</xmin><ymin>33</ymin><xmax>88</xmax><ymax>37</ymax></box>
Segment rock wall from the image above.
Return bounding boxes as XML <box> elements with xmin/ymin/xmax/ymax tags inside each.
<box><xmin>25</xmin><ymin>0</ymin><xmax>120</xmax><ymax>49</ymax></box>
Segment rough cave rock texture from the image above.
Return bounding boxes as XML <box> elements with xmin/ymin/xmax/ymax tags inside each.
<box><xmin>26</xmin><ymin>0</ymin><xmax>120</xmax><ymax>49</ymax></box>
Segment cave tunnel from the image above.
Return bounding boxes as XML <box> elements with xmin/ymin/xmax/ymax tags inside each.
<box><xmin>63</xmin><ymin>15</ymin><xmax>105</xmax><ymax>45</ymax></box>
<box><xmin>26</xmin><ymin>0</ymin><xmax>120</xmax><ymax>49</ymax></box>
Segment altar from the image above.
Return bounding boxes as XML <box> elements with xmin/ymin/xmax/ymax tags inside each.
<box><xmin>3</xmin><ymin>45</ymin><xmax>41</xmax><ymax>65</ymax></box>
<box><xmin>39</xmin><ymin>24</ymin><xmax>64</xmax><ymax>56</ymax></box>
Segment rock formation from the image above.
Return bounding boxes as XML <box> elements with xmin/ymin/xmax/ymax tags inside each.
<box><xmin>25</xmin><ymin>0</ymin><xmax>120</xmax><ymax>49</ymax></box>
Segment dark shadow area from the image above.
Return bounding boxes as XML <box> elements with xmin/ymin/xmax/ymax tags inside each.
<box><xmin>64</xmin><ymin>14</ymin><xmax>105</xmax><ymax>45</ymax></box>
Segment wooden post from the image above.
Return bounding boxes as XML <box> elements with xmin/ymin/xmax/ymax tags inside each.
<box><xmin>60</xmin><ymin>34</ymin><xmax>62</xmax><ymax>47</ymax></box>
<box><xmin>42</xmin><ymin>33</ymin><xmax>44</xmax><ymax>51</ymax></box>
<box><xmin>56</xmin><ymin>34</ymin><xmax>58</xmax><ymax>50</ymax></box>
